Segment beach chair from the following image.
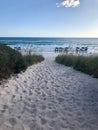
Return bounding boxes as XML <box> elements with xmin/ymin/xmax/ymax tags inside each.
<box><xmin>64</xmin><ymin>47</ymin><xmax>69</xmax><ymax>54</ymax></box>
<box><xmin>59</xmin><ymin>47</ymin><xmax>63</xmax><ymax>52</ymax></box>
<box><xmin>55</xmin><ymin>47</ymin><xmax>59</xmax><ymax>52</ymax></box>
<box><xmin>76</xmin><ymin>47</ymin><xmax>80</xmax><ymax>54</ymax></box>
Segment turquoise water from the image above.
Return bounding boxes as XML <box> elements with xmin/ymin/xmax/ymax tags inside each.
<box><xmin>0</xmin><ymin>37</ymin><xmax>98</xmax><ymax>53</ymax></box>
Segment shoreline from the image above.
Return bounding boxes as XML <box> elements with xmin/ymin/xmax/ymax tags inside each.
<box><xmin>16</xmin><ymin>47</ymin><xmax>98</xmax><ymax>57</ymax></box>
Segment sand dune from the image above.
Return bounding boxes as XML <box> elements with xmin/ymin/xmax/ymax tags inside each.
<box><xmin>0</xmin><ymin>57</ymin><xmax>98</xmax><ymax>130</ymax></box>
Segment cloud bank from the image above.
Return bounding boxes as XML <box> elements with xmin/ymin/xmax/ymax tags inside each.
<box><xmin>56</xmin><ymin>0</ymin><xmax>80</xmax><ymax>8</ymax></box>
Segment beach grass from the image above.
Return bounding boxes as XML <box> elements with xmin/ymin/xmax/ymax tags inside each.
<box><xmin>0</xmin><ymin>44</ymin><xmax>44</xmax><ymax>80</ymax></box>
<box><xmin>55</xmin><ymin>55</ymin><xmax>98</xmax><ymax>78</ymax></box>
<box><xmin>23</xmin><ymin>54</ymin><xmax>44</xmax><ymax>66</ymax></box>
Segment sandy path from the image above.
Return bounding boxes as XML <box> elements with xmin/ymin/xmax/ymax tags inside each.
<box><xmin>0</xmin><ymin>57</ymin><xmax>98</xmax><ymax>130</ymax></box>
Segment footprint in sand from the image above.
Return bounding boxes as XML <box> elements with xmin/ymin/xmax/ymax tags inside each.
<box><xmin>0</xmin><ymin>117</ymin><xmax>26</xmax><ymax>130</ymax></box>
<box><xmin>40</xmin><ymin>118</ymin><xmax>47</xmax><ymax>125</ymax></box>
<box><xmin>46</xmin><ymin>110</ymin><xmax>58</xmax><ymax>119</ymax></box>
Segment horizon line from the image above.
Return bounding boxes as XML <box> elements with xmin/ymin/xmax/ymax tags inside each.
<box><xmin>0</xmin><ymin>36</ymin><xmax>98</xmax><ymax>38</ymax></box>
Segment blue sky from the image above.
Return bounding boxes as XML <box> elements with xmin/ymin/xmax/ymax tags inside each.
<box><xmin>0</xmin><ymin>0</ymin><xmax>98</xmax><ymax>37</ymax></box>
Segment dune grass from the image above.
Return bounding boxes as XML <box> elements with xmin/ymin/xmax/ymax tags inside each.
<box><xmin>24</xmin><ymin>54</ymin><xmax>44</xmax><ymax>66</ymax></box>
<box><xmin>0</xmin><ymin>44</ymin><xmax>44</xmax><ymax>80</ymax></box>
<box><xmin>55</xmin><ymin>55</ymin><xmax>98</xmax><ymax>78</ymax></box>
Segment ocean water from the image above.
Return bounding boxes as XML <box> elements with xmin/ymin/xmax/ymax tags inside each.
<box><xmin>0</xmin><ymin>37</ymin><xmax>98</xmax><ymax>55</ymax></box>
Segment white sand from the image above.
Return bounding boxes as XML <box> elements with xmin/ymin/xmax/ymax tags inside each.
<box><xmin>0</xmin><ymin>57</ymin><xmax>98</xmax><ymax>130</ymax></box>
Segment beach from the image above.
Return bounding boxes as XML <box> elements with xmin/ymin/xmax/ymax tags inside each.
<box><xmin>0</xmin><ymin>56</ymin><xmax>98</xmax><ymax>130</ymax></box>
<box><xmin>0</xmin><ymin>38</ymin><xmax>98</xmax><ymax>55</ymax></box>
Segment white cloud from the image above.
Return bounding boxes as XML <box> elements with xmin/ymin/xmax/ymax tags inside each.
<box><xmin>56</xmin><ymin>0</ymin><xmax>80</xmax><ymax>8</ymax></box>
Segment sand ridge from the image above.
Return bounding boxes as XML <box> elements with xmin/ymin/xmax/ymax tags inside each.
<box><xmin>0</xmin><ymin>57</ymin><xmax>98</xmax><ymax>130</ymax></box>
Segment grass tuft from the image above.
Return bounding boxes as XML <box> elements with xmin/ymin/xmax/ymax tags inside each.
<box><xmin>0</xmin><ymin>44</ymin><xmax>44</xmax><ymax>80</ymax></box>
<box><xmin>55</xmin><ymin>55</ymin><xmax>98</xmax><ymax>78</ymax></box>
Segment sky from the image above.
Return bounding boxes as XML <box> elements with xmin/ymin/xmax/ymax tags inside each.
<box><xmin>0</xmin><ymin>0</ymin><xmax>98</xmax><ymax>37</ymax></box>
